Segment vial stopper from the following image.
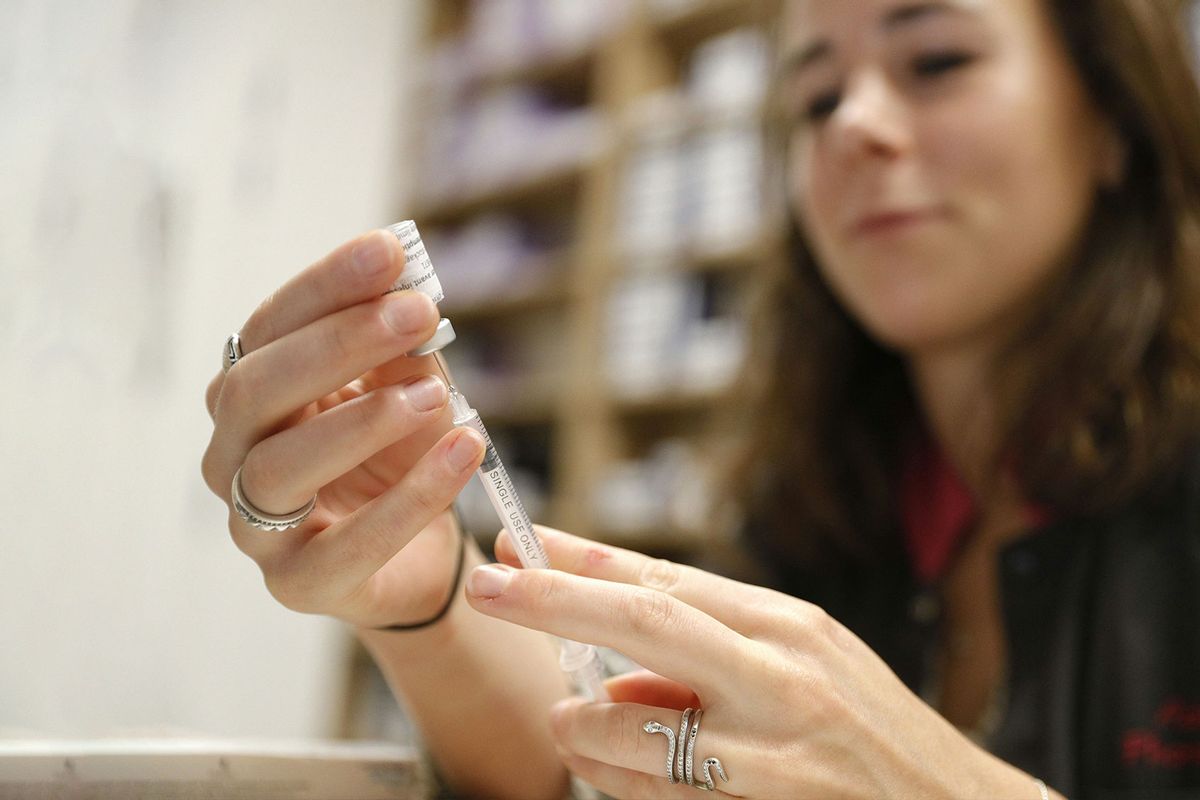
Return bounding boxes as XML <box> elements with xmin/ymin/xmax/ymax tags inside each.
<box><xmin>407</xmin><ymin>318</ymin><xmax>457</xmax><ymax>357</ymax></box>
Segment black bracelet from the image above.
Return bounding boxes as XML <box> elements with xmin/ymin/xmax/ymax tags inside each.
<box><xmin>375</xmin><ymin>508</ymin><xmax>468</xmax><ymax>632</ymax></box>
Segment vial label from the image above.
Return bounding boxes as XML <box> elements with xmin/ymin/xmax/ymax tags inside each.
<box><xmin>386</xmin><ymin>220</ymin><xmax>445</xmax><ymax>304</ymax></box>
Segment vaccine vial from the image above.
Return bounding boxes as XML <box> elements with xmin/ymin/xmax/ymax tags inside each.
<box><xmin>386</xmin><ymin>220</ymin><xmax>454</xmax><ymax>356</ymax></box>
<box><xmin>386</xmin><ymin>220</ymin><xmax>445</xmax><ymax>304</ymax></box>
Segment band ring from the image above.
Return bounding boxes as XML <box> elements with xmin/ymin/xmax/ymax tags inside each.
<box><xmin>643</xmin><ymin>707</ymin><xmax>729</xmax><ymax>792</ymax></box>
<box><xmin>231</xmin><ymin>466</ymin><xmax>317</xmax><ymax>531</ymax></box>
<box><xmin>685</xmin><ymin>709</ymin><xmax>702</xmax><ymax>788</ymax></box>
<box><xmin>222</xmin><ymin>333</ymin><xmax>244</xmax><ymax>373</ymax></box>
<box><xmin>677</xmin><ymin>708</ymin><xmax>692</xmax><ymax>786</ymax></box>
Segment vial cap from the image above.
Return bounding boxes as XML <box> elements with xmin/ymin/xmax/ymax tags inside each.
<box><xmin>408</xmin><ymin>318</ymin><xmax>456</xmax><ymax>357</ymax></box>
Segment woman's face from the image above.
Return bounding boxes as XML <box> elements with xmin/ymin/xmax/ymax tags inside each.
<box><xmin>782</xmin><ymin>0</ymin><xmax>1118</xmax><ymax>353</ymax></box>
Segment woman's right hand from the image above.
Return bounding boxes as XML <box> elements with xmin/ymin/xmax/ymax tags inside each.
<box><xmin>201</xmin><ymin>230</ymin><xmax>486</xmax><ymax>629</ymax></box>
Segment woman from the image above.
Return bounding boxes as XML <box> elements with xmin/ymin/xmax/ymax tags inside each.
<box><xmin>201</xmin><ymin>0</ymin><xmax>1200</xmax><ymax>797</ymax></box>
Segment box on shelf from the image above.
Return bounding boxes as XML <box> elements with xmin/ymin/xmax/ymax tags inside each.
<box><xmin>605</xmin><ymin>272</ymin><xmax>747</xmax><ymax>400</ymax></box>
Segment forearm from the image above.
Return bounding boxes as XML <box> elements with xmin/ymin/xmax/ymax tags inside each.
<box><xmin>356</xmin><ymin>541</ymin><xmax>573</xmax><ymax>800</ymax></box>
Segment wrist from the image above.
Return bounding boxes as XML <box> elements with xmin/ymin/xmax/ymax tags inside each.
<box><xmin>892</xmin><ymin>701</ymin><xmax>1057</xmax><ymax>800</ymax></box>
<box><xmin>355</xmin><ymin>541</ymin><xmax>486</xmax><ymax>662</ymax></box>
<box><xmin>338</xmin><ymin>508</ymin><xmax>464</xmax><ymax>630</ymax></box>
<box><xmin>374</xmin><ymin>514</ymin><xmax>469</xmax><ymax>632</ymax></box>
<box><xmin>953</xmin><ymin>737</ymin><xmax>1062</xmax><ymax>800</ymax></box>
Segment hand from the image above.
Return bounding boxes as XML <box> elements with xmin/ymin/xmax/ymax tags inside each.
<box><xmin>465</xmin><ymin>527</ymin><xmax>1031</xmax><ymax>800</ymax></box>
<box><xmin>201</xmin><ymin>230</ymin><xmax>485</xmax><ymax>629</ymax></box>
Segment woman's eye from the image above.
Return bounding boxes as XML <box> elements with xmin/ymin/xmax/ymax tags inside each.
<box><xmin>912</xmin><ymin>51</ymin><xmax>975</xmax><ymax>77</ymax></box>
<box><xmin>804</xmin><ymin>91</ymin><xmax>841</xmax><ymax>122</ymax></box>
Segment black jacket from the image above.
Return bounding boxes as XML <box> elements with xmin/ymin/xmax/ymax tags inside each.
<box><xmin>759</xmin><ymin>460</ymin><xmax>1200</xmax><ymax>799</ymax></box>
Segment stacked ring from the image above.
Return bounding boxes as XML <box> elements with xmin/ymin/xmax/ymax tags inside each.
<box><xmin>231</xmin><ymin>466</ymin><xmax>317</xmax><ymax>531</ymax></box>
<box><xmin>221</xmin><ymin>332</ymin><xmax>316</xmax><ymax>531</ymax></box>
<box><xmin>643</xmin><ymin>707</ymin><xmax>729</xmax><ymax>792</ymax></box>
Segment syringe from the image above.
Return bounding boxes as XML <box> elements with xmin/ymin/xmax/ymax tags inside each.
<box><xmin>432</xmin><ymin>353</ymin><xmax>610</xmax><ymax>703</ymax></box>
<box><xmin>386</xmin><ymin>219</ymin><xmax>609</xmax><ymax>702</ymax></box>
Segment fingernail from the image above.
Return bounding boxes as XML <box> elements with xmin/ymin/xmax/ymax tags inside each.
<box><xmin>382</xmin><ymin>291</ymin><xmax>432</xmax><ymax>334</ymax></box>
<box><xmin>467</xmin><ymin>564</ymin><xmax>513</xmax><ymax>598</ymax></box>
<box><xmin>352</xmin><ymin>231</ymin><xmax>390</xmax><ymax>276</ymax></box>
<box><xmin>447</xmin><ymin>429</ymin><xmax>484</xmax><ymax>472</ymax></box>
<box><xmin>403</xmin><ymin>375</ymin><xmax>446</xmax><ymax>412</ymax></box>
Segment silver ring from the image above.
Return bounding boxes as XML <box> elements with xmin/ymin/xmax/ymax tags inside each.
<box><xmin>676</xmin><ymin>708</ymin><xmax>691</xmax><ymax>784</ymax></box>
<box><xmin>641</xmin><ymin>722</ymin><xmax>677</xmax><ymax>784</ymax></box>
<box><xmin>222</xmin><ymin>333</ymin><xmax>244</xmax><ymax>373</ymax></box>
<box><xmin>231</xmin><ymin>466</ymin><xmax>316</xmax><ymax>531</ymax></box>
<box><xmin>700</xmin><ymin>758</ymin><xmax>729</xmax><ymax>793</ymax></box>
<box><xmin>685</xmin><ymin>708</ymin><xmax>702</xmax><ymax>787</ymax></box>
<box><xmin>643</xmin><ymin>707</ymin><xmax>729</xmax><ymax>792</ymax></box>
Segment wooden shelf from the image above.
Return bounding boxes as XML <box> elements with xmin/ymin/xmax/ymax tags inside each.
<box><xmin>684</xmin><ymin>227</ymin><xmax>781</xmax><ymax>272</ymax></box>
<box><xmin>649</xmin><ymin>0</ymin><xmax>767</xmax><ymax>55</ymax></box>
<box><xmin>407</xmin><ymin>0</ymin><xmax>783</xmax><ymax>548</ymax></box>
<box><xmin>416</xmin><ymin>159</ymin><xmax>593</xmax><ymax>227</ymax></box>
<box><xmin>440</xmin><ymin>264</ymin><xmax>574</xmax><ymax>322</ymax></box>
<box><xmin>430</xmin><ymin>0</ymin><xmax>602</xmax><ymax>93</ymax></box>
<box><xmin>591</xmin><ymin>527</ymin><xmax>716</xmax><ymax>555</ymax></box>
<box><xmin>473</xmin><ymin>45</ymin><xmax>597</xmax><ymax>95</ymax></box>
<box><xmin>473</xmin><ymin>399</ymin><xmax>559</xmax><ymax>428</ymax></box>
<box><xmin>609</xmin><ymin>385</ymin><xmax>735</xmax><ymax>416</ymax></box>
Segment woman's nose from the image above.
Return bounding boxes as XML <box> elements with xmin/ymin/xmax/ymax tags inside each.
<box><xmin>828</xmin><ymin>71</ymin><xmax>912</xmax><ymax>162</ymax></box>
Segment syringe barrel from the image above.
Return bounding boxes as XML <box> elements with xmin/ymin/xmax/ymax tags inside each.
<box><xmin>388</xmin><ymin>222</ymin><xmax>608</xmax><ymax>699</ymax></box>
<box><xmin>564</xmin><ymin>649</ymin><xmax>610</xmax><ymax>703</ymax></box>
<box><xmin>451</xmin><ymin>394</ymin><xmax>607</xmax><ymax>700</ymax></box>
<box><xmin>559</xmin><ymin>638</ymin><xmax>598</xmax><ymax>671</ymax></box>
<box><xmin>455</xmin><ymin>408</ymin><xmax>551</xmax><ymax>570</ymax></box>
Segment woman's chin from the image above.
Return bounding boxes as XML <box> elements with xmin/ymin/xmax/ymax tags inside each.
<box><xmin>854</xmin><ymin>303</ymin><xmax>979</xmax><ymax>355</ymax></box>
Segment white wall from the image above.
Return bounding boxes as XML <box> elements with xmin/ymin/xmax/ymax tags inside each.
<box><xmin>0</xmin><ymin>0</ymin><xmax>424</xmax><ymax>739</ymax></box>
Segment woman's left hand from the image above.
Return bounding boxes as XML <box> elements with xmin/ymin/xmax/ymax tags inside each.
<box><xmin>463</xmin><ymin>526</ymin><xmax>1031</xmax><ymax>800</ymax></box>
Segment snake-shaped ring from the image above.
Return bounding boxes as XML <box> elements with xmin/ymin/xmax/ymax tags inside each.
<box><xmin>643</xmin><ymin>708</ymin><xmax>730</xmax><ymax>792</ymax></box>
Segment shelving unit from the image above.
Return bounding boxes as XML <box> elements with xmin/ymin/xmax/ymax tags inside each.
<box><xmin>415</xmin><ymin>0</ymin><xmax>782</xmax><ymax>546</ymax></box>
<box><xmin>338</xmin><ymin>0</ymin><xmax>784</xmax><ymax>739</ymax></box>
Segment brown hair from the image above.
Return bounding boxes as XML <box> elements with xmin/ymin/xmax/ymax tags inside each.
<box><xmin>742</xmin><ymin>0</ymin><xmax>1200</xmax><ymax>567</ymax></box>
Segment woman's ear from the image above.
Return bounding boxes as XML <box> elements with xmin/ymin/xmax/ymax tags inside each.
<box><xmin>1096</xmin><ymin>121</ymin><xmax>1129</xmax><ymax>189</ymax></box>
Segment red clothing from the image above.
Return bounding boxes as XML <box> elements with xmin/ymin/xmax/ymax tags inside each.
<box><xmin>901</xmin><ymin>442</ymin><xmax>1050</xmax><ymax>583</ymax></box>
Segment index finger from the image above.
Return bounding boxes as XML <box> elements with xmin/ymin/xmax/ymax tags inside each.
<box><xmin>463</xmin><ymin>564</ymin><xmax>755</xmax><ymax>701</ymax></box>
<box><xmin>239</xmin><ymin>228</ymin><xmax>405</xmax><ymax>356</ymax></box>
<box><xmin>206</xmin><ymin>229</ymin><xmax>406</xmax><ymax>419</ymax></box>
<box><xmin>496</xmin><ymin>527</ymin><xmax>797</xmax><ymax>638</ymax></box>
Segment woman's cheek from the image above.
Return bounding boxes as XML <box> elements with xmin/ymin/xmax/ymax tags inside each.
<box><xmin>793</xmin><ymin>153</ymin><xmax>845</xmax><ymax>275</ymax></box>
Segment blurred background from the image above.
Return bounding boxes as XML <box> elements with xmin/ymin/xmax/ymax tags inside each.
<box><xmin>1</xmin><ymin>0</ymin><xmax>1197</xmax><ymax>750</ymax></box>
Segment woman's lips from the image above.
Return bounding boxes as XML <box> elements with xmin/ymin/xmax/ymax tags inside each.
<box><xmin>851</xmin><ymin>207</ymin><xmax>946</xmax><ymax>237</ymax></box>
